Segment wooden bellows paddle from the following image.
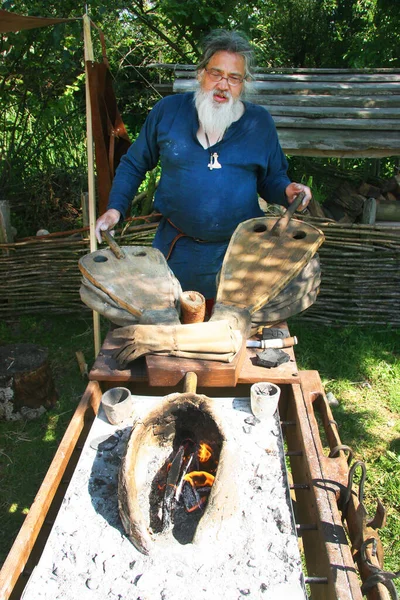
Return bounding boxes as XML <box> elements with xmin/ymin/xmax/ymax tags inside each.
<box><xmin>215</xmin><ymin>193</ymin><xmax>324</xmax><ymax>314</ymax></box>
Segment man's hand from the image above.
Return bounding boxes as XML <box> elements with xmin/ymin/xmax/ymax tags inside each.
<box><xmin>95</xmin><ymin>209</ymin><xmax>121</xmax><ymax>244</ymax></box>
<box><xmin>285</xmin><ymin>182</ymin><xmax>312</xmax><ymax>210</ymax></box>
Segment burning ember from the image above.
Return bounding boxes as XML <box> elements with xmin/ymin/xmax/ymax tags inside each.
<box><xmin>119</xmin><ymin>397</ymin><xmax>225</xmax><ymax>553</ymax></box>
<box><xmin>153</xmin><ymin>439</ymin><xmax>219</xmax><ymax>532</ymax></box>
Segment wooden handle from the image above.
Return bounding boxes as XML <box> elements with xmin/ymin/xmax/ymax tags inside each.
<box><xmin>101</xmin><ymin>230</ymin><xmax>126</xmax><ymax>259</ymax></box>
<box><xmin>270</xmin><ymin>192</ymin><xmax>306</xmax><ymax>237</ymax></box>
<box><xmin>183</xmin><ymin>371</ymin><xmax>197</xmax><ymax>394</ymax></box>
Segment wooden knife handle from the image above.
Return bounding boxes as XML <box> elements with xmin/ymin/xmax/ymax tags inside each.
<box><xmin>101</xmin><ymin>230</ymin><xmax>126</xmax><ymax>259</ymax></box>
<box><xmin>270</xmin><ymin>191</ymin><xmax>306</xmax><ymax>237</ymax></box>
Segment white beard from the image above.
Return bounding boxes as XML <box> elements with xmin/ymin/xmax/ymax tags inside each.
<box><xmin>195</xmin><ymin>87</ymin><xmax>243</xmax><ymax>137</ymax></box>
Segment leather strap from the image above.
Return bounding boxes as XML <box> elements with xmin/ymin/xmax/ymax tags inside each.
<box><xmin>166</xmin><ymin>219</ymin><xmax>207</xmax><ymax>261</ymax></box>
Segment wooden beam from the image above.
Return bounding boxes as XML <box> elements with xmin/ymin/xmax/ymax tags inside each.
<box><xmin>249</xmin><ymin>95</ymin><xmax>400</xmax><ymax>108</ymax></box>
<box><xmin>83</xmin><ymin>14</ymin><xmax>101</xmax><ymax>357</ymax></box>
<box><xmin>174</xmin><ymin>79</ymin><xmax>400</xmax><ymax>96</ymax></box>
<box><xmin>277</xmin><ymin>129</ymin><xmax>400</xmax><ymax>157</ymax></box>
<box><xmin>273</xmin><ymin>117</ymin><xmax>400</xmax><ymax>130</ymax></box>
<box><xmin>174</xmin><ymin>70</ymin><xmax>400</xmax><ymax>84</ymax></box>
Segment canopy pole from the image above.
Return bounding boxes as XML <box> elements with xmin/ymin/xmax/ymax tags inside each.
<box><xmin>83</xmin><ymin>14</ymin><xmax>101</xmax><ymax>357</ymax></box>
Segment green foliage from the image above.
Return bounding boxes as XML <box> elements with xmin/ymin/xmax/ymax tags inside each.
<box><xmin>1</xmin><ymin>0</ymin><xmax>399</xmax><ymax>235</ymax></box>
<box><xmin>291</xmin><ymin>318</ymin><xmax>400</xmax><ymax>580</ymax></box>
<box><xmin>0</xmin><ymin>314</ymin><xmax>103</xmax><ymax>566</ymax></box>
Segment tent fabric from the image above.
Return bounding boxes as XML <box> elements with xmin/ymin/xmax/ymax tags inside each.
<box><xmin>0</xmin><ymin>9</ymin><xmax>77</xmax><ymax>32</ymax></box>
<box><xmin>87</xmin><ymin>60</ymin><xmax>131</xmax><ymax>215</ymax></box>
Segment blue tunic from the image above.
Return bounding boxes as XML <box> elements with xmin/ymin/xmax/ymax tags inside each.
<box><xmin>107</xmin><ymin>92</ymin><xmax>291</xmax><ymax>298</ymax></box>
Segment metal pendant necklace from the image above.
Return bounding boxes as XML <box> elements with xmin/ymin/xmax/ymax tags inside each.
<box><xmin>205</xmin><ymin>131</ymin><xmax>223</xmax><ymax>170</ymax></box>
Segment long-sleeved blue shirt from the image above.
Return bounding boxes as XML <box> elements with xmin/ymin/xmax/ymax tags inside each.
<box><xmin>108</xmin><ymin>92</ymin><xmax>291</xmax><ymax>297</ymax></box>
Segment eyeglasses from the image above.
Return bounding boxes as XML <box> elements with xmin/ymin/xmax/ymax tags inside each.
<box><xmin>204</xmin><ymin>67</ymin><xmax>244</xmax><ymax>86</ymax></box>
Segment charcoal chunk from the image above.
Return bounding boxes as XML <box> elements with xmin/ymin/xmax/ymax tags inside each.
<box><xmin>256</xmin><ymin>348</ymin><xmax>290</xmax><ymax>368</ymax></box>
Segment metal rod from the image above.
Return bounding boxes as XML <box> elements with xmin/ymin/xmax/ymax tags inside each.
<box><xmin>290</xmin><ymin>484</ymin><xmax>310</xmax><ymax>490</ymax></box>
<box><xmin>304</xmin><ymin>577</ymin><xmax>329</xmax><ymax>585</ymax></box>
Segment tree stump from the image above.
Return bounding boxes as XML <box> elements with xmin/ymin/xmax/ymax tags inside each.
<box><xmin>0</xmin><ymin>343</ymin><xmax>58</xmax><ymax>420</ymax></box>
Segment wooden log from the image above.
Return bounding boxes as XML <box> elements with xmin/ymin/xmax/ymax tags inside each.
<box><xmin>376</xmin><ymin>201</ymin><xmax>400</xmax><ymax>221</ymax></box>
<box><xmin>0</xmin><ymin>199</ymin><xmax>14</xmax><ymax>245</ymax></box>
<box><xmin>0</xmin><ymin>344</ymin><xmax>58</xmax><ymax>419</ymax></box>
<box><xmin>361</xmin><ymin>198</ymin><xmax>377</xmax><ymax>225</ymax></box>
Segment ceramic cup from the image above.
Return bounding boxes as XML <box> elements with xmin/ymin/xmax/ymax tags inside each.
<box><xmin>250</xmin><ymin>382</ymin><xmax>281</xmax><ymax>420</ymax></box>
<box><xmin>101</xmin><ymin>387</ymin><xmax>133</xmax><ymax>425</ymax></box>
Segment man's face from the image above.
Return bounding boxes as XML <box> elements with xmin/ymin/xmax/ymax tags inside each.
<box><xmin>199</xmin><ymin>50</ymin><xmax>245</xmax><ymax>103</ymax></box>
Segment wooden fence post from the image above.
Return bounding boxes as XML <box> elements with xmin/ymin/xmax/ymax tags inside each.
<box><xmin>0</xmin><ymin>199</ymin><xmax>14</xmax><ymax>244</ymax></box>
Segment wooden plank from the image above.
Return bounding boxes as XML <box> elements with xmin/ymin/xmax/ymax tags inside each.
<box><xmin>89</xmin><ymin>332</ymin><xmax>148</xmax><ymax>383</ymax></box>
<box><xmin>249</xmin><ymin>95</ymin><xmax>400</xmax><ymax>108</ymax></box>
<box><xmin>0</xmin><ymin>381</ymin><xmax>103</xmax><ymax>600</ymax></box>
<box><xmin>90</xmin><ymin>326</ymin><xmax>300</xmax><ymax>386</ymax></box>
<box><xmin>151</xmin><ymin>64</ymin><xmax>400</xmax><ymax>75</ymax></box>
<box><xmin>272</xmin><ymin>117</ymin><xmax>400</xmax><ymax>130</ymax></box>
<box><xmin>174</xmin><ymin>79</ymin><xmax>400</xmax><ymax>95</ymax></box>
<box><xmin>174</xmin><ymin>70</ymin><xmax>400</xmax><ymax>83</ymax></box>
<box><xmin>257</xmin><ymin>106</ymin><xmax>400</xmax><ymax>119</ymax></box>
<box><xmin>145</xmin><ymin>340</ymin><xmax>247</xmax><ymax>387</ymax></box>
<box><xmin>237</xmin><ymin>344</ymin><xmax>299</xmax><ymax>384</ymax></box>
<box><xmin>285</xmin><ymin>372</ymin><xmax>362</xmax><ymax>599</ymax></box>
<box><xmin>276</xmin><ymin>128</ymin><xmax>400</xmax><ymax>156</ymax></box>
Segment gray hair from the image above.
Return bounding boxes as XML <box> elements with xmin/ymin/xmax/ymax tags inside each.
<box><xmin>197</xmin><ymin>30</ymin><xmax>254</xmax><ymax>78</ymax></box>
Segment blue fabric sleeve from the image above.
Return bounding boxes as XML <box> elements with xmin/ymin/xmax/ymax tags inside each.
<box><xmin>107</xmin><ymin>101</ymin><xmax>162</xmax><ymax>217</ymax></box>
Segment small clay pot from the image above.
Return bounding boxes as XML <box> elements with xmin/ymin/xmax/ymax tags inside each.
<box><xmin>250</xmin><ymin>382</ymin><xmax>281</xmax><ymax>420</ymax></box>
<box><xmin>101</xmin><ymin>387</ymin><xmax>133</xmax><ymax>425</ymax></box>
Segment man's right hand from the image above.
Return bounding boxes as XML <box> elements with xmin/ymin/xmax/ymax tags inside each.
<box><xmin>95</xmin><ymin>209</ymin><xmax>121</xmax><ymax>244</ymax></box>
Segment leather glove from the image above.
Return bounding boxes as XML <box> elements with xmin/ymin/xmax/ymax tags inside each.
<box><xmin>112</xmin><ymin>320</ymin><xmax>242</xmax><ymax>367</ymax></box>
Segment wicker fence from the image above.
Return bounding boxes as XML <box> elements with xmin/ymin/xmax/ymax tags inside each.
<box><xmin>1</xmin><ymin>218</ymin><xmax>399</xmax><ymax>327</ymax></box>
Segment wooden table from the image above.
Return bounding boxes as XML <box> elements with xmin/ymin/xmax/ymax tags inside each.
<box><xmin>89</xmin><ymin>323</ymin><xmax>300</xmax><ymax>389</ymax></box>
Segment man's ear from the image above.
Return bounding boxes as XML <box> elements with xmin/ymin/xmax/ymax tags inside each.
<box><xmin>197</xmin><ymin>69</ymin><xmax>204</xmax><ymax>82</ymax></box>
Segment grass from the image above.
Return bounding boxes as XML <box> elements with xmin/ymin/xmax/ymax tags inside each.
<box><xmin>0</xmin><ymin>314</ymin><xmax>399</xmax><ymax>593</ymax></box>
<box><xmin>0</xmin><ymin>314</ymin><xmax>103</xmax><ymax>567</ymax></box>
<box><xmin>289</xmin><ymin>318</ymin><xmax>400</xmax><ymax>584</ymax></box>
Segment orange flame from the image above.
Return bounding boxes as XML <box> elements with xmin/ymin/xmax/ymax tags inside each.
<box><xmin>198</xmin><ymin>443</ymin><xmax>212</xmax><ymax>463</ymax></box>
<box><xmin>183</xmin><ymin>471</ymin><xmax>215</xmax><ymax>488</ymax></box>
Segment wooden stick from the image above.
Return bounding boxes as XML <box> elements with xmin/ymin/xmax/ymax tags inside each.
<box><xmin>101</xmin><ymin>230</ymin><xmax>126</xmax><ymax>259</ymax></box>
<box><xmin>270</xmin><ymin>192</ymin><xmax>306</xmax><ymax>237</ymax></box>
<box><xmin>83</xmin><ymin>14</ymin><xmax>101</xmax><ymax>357</ymax></box>
<box><xmin>183</xmin><ymin>372</ymin><xmax>197</xmax><ymax>394</ymax></box>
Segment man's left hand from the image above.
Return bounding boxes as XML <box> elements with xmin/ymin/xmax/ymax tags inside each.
<box><xmin>285</xmin><ymin>182</ymin><xmax>312</xmax><ymax>210</ymax></box>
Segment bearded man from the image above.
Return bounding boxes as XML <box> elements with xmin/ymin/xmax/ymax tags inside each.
<box><xmin>95</xmin><ymin>30</ymin><xmax>311</xmax><ymax>300</ymax></box>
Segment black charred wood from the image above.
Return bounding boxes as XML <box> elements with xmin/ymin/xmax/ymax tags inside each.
<box><xmin>162</xmin><ymin>445</ymin><xmax>185</xmax><ymax>530</ymax></box>
<box><xmin>182</xmin><ymin>480</ymin><xmax>203</xmax><ymax>512</ymax></box>
<box><xmin>256</xmin><ymin>348</ymin><xmax>290</xmax><ymax>368</ymax></box>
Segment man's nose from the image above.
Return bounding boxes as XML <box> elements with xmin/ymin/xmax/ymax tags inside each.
<box><xmin>217</xmin><ymin>76</ymin><xmax>229</xmax><ymax>90</ymax></box>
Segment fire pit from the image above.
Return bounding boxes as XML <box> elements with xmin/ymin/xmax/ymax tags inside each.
<box><xmin>119</xmin><ymin>392</ymin><xmax>236</xmax><ymax>555</ymax></box>
<box><xmin>22</xmin><ymin>391</ymin><xmax>306</xmax><ymax>600</ymax></box>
